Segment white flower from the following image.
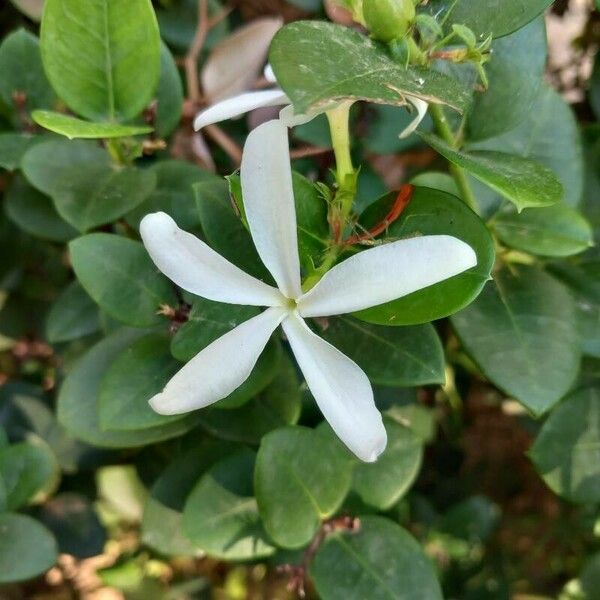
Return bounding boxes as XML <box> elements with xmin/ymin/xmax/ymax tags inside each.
<box><xmin>193</xmin><ymin>65</ymin><xmax>428</xmax><ymax>138</ymax></box>
<box><xmin>140</xmin><ymin>120</ymin><xmax>476</xmax><ymax>462</ymax></box>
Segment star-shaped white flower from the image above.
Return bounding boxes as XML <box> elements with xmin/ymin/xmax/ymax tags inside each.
<box><xmin>193</xmin><ymin>65</ymin><xmax>428</xmax><ymax>138</ymax></box>
<box><xmin>140</xmin><ymin>119</ymin><xmax>476</xmax><ymax>462</ymax></box>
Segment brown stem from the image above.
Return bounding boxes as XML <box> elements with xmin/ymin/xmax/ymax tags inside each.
<box><xmin>204</xmin><ymin>124</ymin><xmax>243</xmax><ymax>165</ymax></box>
<box><xmin>185</xmin><ymin>0</ymin><xmax>210</xmax><ymax>105</ymax></box>
<box><xmin>290</xmin><ymin>145</ymin><xmax>331</xmax><ymax>160</ymax></box>
<box><xmin>278</xmin><ymin>516</ymin><xmax>360</xmax><ymax>598</ymax></box>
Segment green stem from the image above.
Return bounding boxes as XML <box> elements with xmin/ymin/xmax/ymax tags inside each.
<box><xmin>428</xmin><ymin>103</ymin><xmax>478</xmax><ymax>212</ymax></box>
<box><xmin>326</xmin><ymin>101</ymin><xmax>354</xmax><ymax>196</ymax></box>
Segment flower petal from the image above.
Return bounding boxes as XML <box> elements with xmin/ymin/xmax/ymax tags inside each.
<box><xmin>398</xmin><ymin>96</ymin><xmax>429</xmax><ymax>139</ymax></box>
<box><xmin>140</xmin><ymin>212</ymin><xmax>285</xmax><ymax>307</ymax></box>
<box><xmin>282</xmin><ymin>312</ymin><xmax>387</xmax><ymax>462</ymax></box>
<box><xmin>150</xmin><ymin>307</ymin><xmax>287</xmax><ymax>414</ymax></box>
<box><xmin>193</xmin><ymin>89</ymin><xmax>290</xmax><ymax>130</ymax></box>
<box><xmin>278</xmin><ymin>104</ymin><xmax>318</xmax><ymax>128</ymax></box>
<box><xmin>241</xmin><ymin>119</ymin><xmax>302</xmax><ymax>298</ymax></box>
<box><xmin>298</xmin><ymin>235</ymin><xmax>477</xmax><ymax>317</ymax></box>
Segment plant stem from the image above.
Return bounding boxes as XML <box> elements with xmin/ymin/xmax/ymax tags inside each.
<box><xmin>428</xmin><ymin>103</ymin><xmax>478</xmax><ymax>212</ymax></box>
<box><xmin>326</xmin><ymin>101</ymin><xmax>355</xmax><ymax>197</ymax></box>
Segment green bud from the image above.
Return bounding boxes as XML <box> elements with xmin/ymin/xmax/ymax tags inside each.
<box><xmin>363</xmin><ymin>0</ymin><xmax>415</xmax><ymax>42</ymax></box>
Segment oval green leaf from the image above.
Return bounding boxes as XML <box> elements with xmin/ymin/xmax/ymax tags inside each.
<box><xmin>40</xmin><ymin>0</ymin><xmax>161</xmax><ymax>121</ymax></box>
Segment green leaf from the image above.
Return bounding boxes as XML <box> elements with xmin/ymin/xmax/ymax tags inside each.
<box><xmin>354</xmin><ymin>187</ymin><xmax>495</xmax><ymax>325</ymax></box>
<box><xmin>452</xmin><ymin>265</ymin><xmax>580</xmax><ymax>415</ymax></box>
<box><xmin>352</xmin><ymin>418</ymin><xmax>422</xmax><ymax>510</ymax></box>
<box><xmin>0</xmin><ymin>133</ymin><xmax>46</xmax><ymax>171</ymax></box>
<box><xmin>57</xmin><ymin>328</ymin><xmax>200</xmax><ymax>448</ymax></box>
<box><xmin>320</xmin><ymin>317</ymin><xmax>444</xmax><ymax>386</ymax></box>
<box><xmin>468</xmin><ymin>85</ymin><xmax>584</xmax><ymax>207</ymax></box>
<box><xmin>194</xmin><ymin>179</ymin><xmax>270</xmax><ymax>281</ymax></box>
<box><xmin>70</xmin><ymin>233</ymin><xmax>177</xmax><ymax>328</ymax></box>
<box><xmin>466</xmin><ymin>18</ymin><xmax>546</xmax><ymax>140</ymax></box>
<box><xmin>142</xmin><ymin>440</ymin><xmax>237</xmax><ymax>556</ymax></box>
<box><xmin>491</xmin><ymin>205</ymin><xmax>593</xmax><ymax>257</ymax></box>
<box><xmin>0</xmin><ymin>441</ymin><xmax>58</xmax><ymax>510</ymax></box>
<box><xmin>172</xmin><ymin>297</ymin><xmax>259</xmax><ymax>362</ymax></box>
<box><xmin>22</xmin><ymin>139</ymin><xmax>156</xmax><ymax>231</ymax></box>
<box><xmin>311</xmin><ymin>515</ymin><xmax>443</xmax><ymax>600</ymax></box>
<box><xmin>0</xmin><ymin>513</ymin><xmax>57</xmax><ymax>583</ymax></box>
<box><xmin>5</xmin><ymin>175</ymin><xmax>77</xmax><ymax>242</ymax></box>
<box><xmin>182</xmin><ymin>450</ymin><xmax>276</xmax><ymax>560</ymax></box>
<box><xmin>427</xmin><ymin>0</ymin><xmax>553</xmax><ymax>38</ymax></box>
<box><xmin>197</xmin><ymin>353</ymin><xmax>302</xmax><ymax>444</ymax></box>
<box><xmin>127</xmin><ymin>160</ymin><xmax>215</xmax><ymax>231</ymax></box>
<box><xmin>45</xmin><ymin>281</ymin><xmax>100</xmax><ymax>343</ymax></box>
<box><xmin>32</xmin><ymin>111</ymin><xmax>153</xmax><ymax>139</ymax></box>
<box><xmin>155</xmin><ymin>41</ymin><xmax>184</xmax><ymax>138</ymax></box>
<box><xmin>40</xmin><ymin>0</ymin><xmax>161</xmax><ymax>121</ymax></box>
<box><xmin>38</xmin><ymin>493</ymin><xmax>106</xmax><ymax>559</ymax></box>
<box><xmin>99</xmin><ymin>333</ymin><xmax>185</xmax><ymax>431</ymax></box>
<box><xmin>530</xmin><ymin>387</ymin><xmax>600</xmax><ymax>504</ymax></box>
<box><xmin>420</xmin><ymin>132</ymin><xmax>563</xmax><ymax>211</ymax></box>
<box><xmin>270</xmin><ymin>21</ymin><xmax>471</xmax><ymax>115</ymax></box>
<box><xmin>255</xmin><ymin>426</ymin><xmax>354</xmax><ymax>549</ymax></box>
<box><xmin>0</xmin><ymin>29</ymin><xmax>56</xmax><ymax>114</ymax></box>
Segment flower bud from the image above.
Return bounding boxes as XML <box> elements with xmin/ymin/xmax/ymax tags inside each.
<box><xmin>363</xmin><ymin>0</ymin><xmax>415</xmax><ymax>42</ymax></box>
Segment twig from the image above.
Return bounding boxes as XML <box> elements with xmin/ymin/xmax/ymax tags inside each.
<box><xmin>204</xmin><ymin>124</ymin><xmax>243</xmax><ymax>165</ymax></box>
<box><xmin>185</xmin><ymin>0</ymin><xmax>210</xmax><ymax>105</ymax></box>
<box><xmin>278</xmin><ymin>516</ymin><xmax>360</xmax><ymax>598</ymax></box>
<box><xmin>290</xmin><ymin>145</ymin><xmax>331</xmax><ymax>160</ymax></box>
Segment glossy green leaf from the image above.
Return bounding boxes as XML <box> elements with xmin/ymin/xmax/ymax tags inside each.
<box><xmin>469</xmin><ymin>85</ymin><xmax>584</xmax><ymax>207</ymax></box>
<box><xmin>57</xmin><ymin>328</ymin><xmax>201</xmax><ymax>448</ymax></box>
<box><xmin>5</xmin><ymin>175</ymin><xmax>77</xmax><ymax>242</ymax></box>
<box><xmin>172</xmin><ymin>297</ymin><xmax>259</xmax><ymax>362</ymax></box>
<box><xmin>467</xmin><ymin>18</ymin><xmax>546</xmax><ymax>140</ymax></box>
<box><xmin>421</xmin><ymin>132</ymin><xmax>563</xmax><ymax>211</ymax></box>
<box><xmin>352</xmin><ymin>418</ymin><xmax>422</xmax><ymax>510</ymax></box>
<box><xmin>530</xmin><ymin>387</ymin><xmax>600</xmax><ymax>503</ymax></box>
<box><xmin>142</xmin><ymin>440</ymin><xmax>237</xmax><ymax>557</ymax></box>
<box><xmin>255</xmin><ymin>426</ymin><xmax>354</xmax><ymax>548</ymax></box>
<box><xmin>128</xmin><ymin>160</ymin><xmax>216</xmax><ymax>231</ymax></box>
<box><xmin>270</xmin><ymin>21</ymin><xmax>471</xmax><ymax>115</ymax></box>
<box><xmin>40</xmin><ymin>0</ymin><xmax>161</xmax><ymax>121</ymax></box>
<box><xmin>320</xmin><ymin>317</ymin><xmax>445</xmax><ymax>386</ymax></box>
<box><xmin>197</xmin><ymin>353</ymin><xmax>302</xmax><ymax>444</ymax></box>
<box><xmin>427</xmin><ymin>0</ymin><xmax>553</xmax><ymax>38</ymax></box>
<box><xmin>0</xmin><ymin>441</ymin><xmax>58</xmax><ymax>510</ymax></box>
<box><xmin>32</xmin><ymin>110</ymin><xmax>153</xmax><ymax>139</ymax></box>
<box><xmin>354</xmin><ymin>187</ymin><xmax>495</xmax><ymax>325</ymax></box>
<box><xmin>0</xmin><ymin>133</ymin><xmax>46</xmax><ymax>171</ymax></box>
<box><xmin>194</xmin><ymin>178</ymin><xmax>270</xmax><ymax>281</ymax></box>
<box><xmin>0</xmin><ymin>513</ymin><xmax>57</xmax><ymax>583</ymax></box>
<box><xmin>155</xmin><ymin>41</ymin><xmax>184</xmax><ymax>138</ymax></box>
<box><xmin>0</xmin><ymin>29</ymin><xmax>55</xmax><ymax>113</ymax></box>
<box><xmin>46</xmin><ymin>281</ymin><xmax>100</xmax><ymax>343</ymax></box>
<box><xmin>452</xmin><ymin>265</ymin><xmax>580</xmax><ymax>415</ymax></box>
<box><xmin>491</xmin><ymin>205</ymin><xmax>593</xmax><ymax>257</ymax></box>
<box><xmin>99</xmin><ymin>333</ymin><xmax>186</xmax><ymax>431</ymax></box>
<box><xmin>311</xmin><ymin>516</ymin><xmax>443</xmax><ymax>600</ymax></box>
<box><xmin>70</xmin><ymin>234</ymin><xmax>177</xmax><ymax>328</ymax></box>
<box><xmin>182</xmin><ymin>450</ymin><xmax>276</xmax><ymax>560</ymax></box>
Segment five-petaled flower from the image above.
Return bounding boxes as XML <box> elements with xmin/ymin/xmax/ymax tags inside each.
<box><xmin>193</xmin><ymin>65</ymin><xmax>429</xmax><ymax>138</ymax></box>
<box><xmin>140</xmin><ymin>119</ymin><xmax>476</xmax><ymax>462</ymax></box>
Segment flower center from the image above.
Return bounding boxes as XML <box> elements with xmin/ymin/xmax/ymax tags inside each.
<box><xmin>284</xmin><ymin>297</ymin><xmax>298</xmax><ymax>311</ymax></box>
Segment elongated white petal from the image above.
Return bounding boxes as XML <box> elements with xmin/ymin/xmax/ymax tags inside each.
<box><xmin>193</xmin><ymin>89</ymin><xmax>290</xmax><ymax>130</ymax></box>
<box><xmin>278</xmin><ymin>104</ymin><xmax>318</xmax><ymax>127</ymax></box>
<box><xmin>150</xmin><ymin>307</ymin><xmax>288</xmax><ymax>414</ymax></box>
<box><xmin>298</xmin><ymin>235</ymin><xmax>477</xmax><ymax>318</ymax></box>
<box><xmin>282</xmin><ymin>313</ymin><xmax>386</xmax><ymax>462</ymax></box>
<box><xmin>140</xmin><ymin>212</ymin><xmax>285</xmax><ymax>307</ymax></box>
<box><xmin>398</xmin><ymin>96</ymin><xmax>429</xmax><ymax>139</ymax></box>
<box><xmin>241</xmin><ymin>120</ymin><xmax>302</xmax><ymax>299</ymax></box>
